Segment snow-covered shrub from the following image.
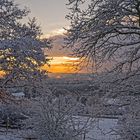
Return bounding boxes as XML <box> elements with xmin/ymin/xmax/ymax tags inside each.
<box><xmin>26</xmin><ymin>88</ymin><xmax>92</xmax><ymax>140</ymax></box>
<box><xmin>0</xmin><ymin>102</ymin><xmax>29</xmax><ymax>129</ymax></box>
<box><xmin>116</xmin><ymin>96</ymin><xmax>140</xmax><ymax>140</ymax></box>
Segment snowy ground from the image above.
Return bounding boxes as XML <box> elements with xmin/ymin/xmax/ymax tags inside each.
<box><xmin>0</xmin><ymin>129</ymin><xmax>23</xmax><ymax>140</ymax></box>
<box><xmin>0</xmin><ymin>117</ymin><xmax>119</xmax><ymax>140</ymax></box>
<box><xmin>86</xmin><ymin>118</ymin><xmax>119</xmax><ymax>140</ymax></box>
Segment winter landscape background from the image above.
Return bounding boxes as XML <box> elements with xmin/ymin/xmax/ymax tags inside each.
<box><xmin>0</xmin><ymin>0</ymin><xmax>140</xmax><ymax>140</ymax></box>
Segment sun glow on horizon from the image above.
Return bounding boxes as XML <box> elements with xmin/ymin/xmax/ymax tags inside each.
<box><xmin>0</xmin><ymin>56</ymin><xmax>84</xmax><ymax>77</ymax></box>
<box><xmin>41</xmin><ymin>56</ymin><xmax>81</xmax><ymax>73</ymax></box>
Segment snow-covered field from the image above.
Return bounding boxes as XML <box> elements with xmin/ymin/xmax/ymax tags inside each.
<box><xmin>87</xmin><ymin>118</ymin><xmax>118</xmax><ymax>140</ymax></box>
<box><xmin>0</xmin><ymin>129</ymin><xmax>22</xmax><ymax>140</ymax></box>
<box><xmin>0</xmin><ymin>117</ymin><xmax>118</xmax><ymax>140</ymax></box>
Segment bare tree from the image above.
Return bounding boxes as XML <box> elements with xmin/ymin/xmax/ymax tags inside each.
<box><xmin>66</xmin><ymin>0</ymin><xmax>140</xmax><ymax>139</ymax></box>
<box><xmin>66</xmin><ymin>0</ymin><xmax>140</xmax><ymax>73</ymax></box>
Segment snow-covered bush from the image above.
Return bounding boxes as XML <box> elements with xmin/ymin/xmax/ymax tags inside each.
<box><xmin>26</xmin><ymin>87</ymin><xmax>92</xmax><ymax>140</ymax></box>
<box><xmin>0</xmin><ymin>102</ymin><xmax>29</xmax><ymax>129</ymax></box>
<box><xmin>116</xmin><ymin>96</ymin><xmax>140</xmax><ymax>140</ymax></box>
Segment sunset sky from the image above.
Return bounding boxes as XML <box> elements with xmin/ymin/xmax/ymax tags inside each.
<box><xmin>41</xmin><ymin>56</ymin><xmax>82</xmax><ymax>74</ymax></box>
<box><xmin>14</xmin><ymin>0</ymin><xmax>87</xmax><ymax>74</ymax></box>
<box><xmin>15</xmin><ymin>0</ymin><xmax>69</xmax><ymax>36</ymax></box>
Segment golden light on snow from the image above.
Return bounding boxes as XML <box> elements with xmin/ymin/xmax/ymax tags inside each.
<box><xmin>0</xmin><ymin>71</ymin><xmax>5</xmax><ymax>77</ymax></box>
